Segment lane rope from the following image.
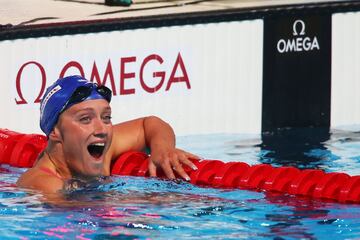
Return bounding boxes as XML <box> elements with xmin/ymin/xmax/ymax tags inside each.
<box><xmin>1</xmin><ymin>128</ymin><xmax>360</xmax><ymax>203</ymax></box>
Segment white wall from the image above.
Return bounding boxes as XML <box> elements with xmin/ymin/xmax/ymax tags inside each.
<box><xmin>0</xmin><ymin>20</ymin><xmax>264</xmax><ymax>135</ymax></box>
<box><xmin>332</xmin><ymin>12</ymin><xmax>360</xmax><ymax>129</ymax></box>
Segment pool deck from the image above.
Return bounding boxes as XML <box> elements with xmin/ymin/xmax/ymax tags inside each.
<box><xmin>0</xmin><ymin>0</ymin><xmax>352</xmax><ymax>26</ymax></box>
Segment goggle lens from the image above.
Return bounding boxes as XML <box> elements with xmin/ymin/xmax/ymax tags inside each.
<box><xmin>61</xmin><ymin>84</ymin><xmax>112</xmax><ymax>113</ymax></box>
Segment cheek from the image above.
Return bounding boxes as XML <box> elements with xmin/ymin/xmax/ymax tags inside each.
<box><xmin>107</xmin><ymin>125</ymin><xmax>114</xmax><ymax>141</ymax></box>
<box><xmin>61</xmin><ymin>124</ymin><xmax>88</xmax><ymax>148</ymax></box>
<box><xmin>107</xmin><ymin>124</ymin><xmax>113</xmax><ymax>134</ymax></box>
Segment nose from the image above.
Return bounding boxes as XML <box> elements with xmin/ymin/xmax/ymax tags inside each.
<box><xmin>93</xmin><ymin>117</ymin><xmax>107</xmax><ymax>138</ymax></box>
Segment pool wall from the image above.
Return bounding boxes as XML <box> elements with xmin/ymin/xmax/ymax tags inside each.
<box><xmin>1</xmin><ymin>1</ymin><xmax>360</xmax><ymax>135</ymax></box>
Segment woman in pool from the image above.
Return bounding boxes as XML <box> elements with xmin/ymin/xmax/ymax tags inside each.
<box><xmin>17</xmin><ymin>75</ymin><xmax>198</xmax><ymax>193</ymax></box>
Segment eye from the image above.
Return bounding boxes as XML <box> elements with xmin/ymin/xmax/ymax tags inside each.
<box><xmin>79</xmin><ymin>116</ymin><xmax>91</xmax><ymax>124</ymax></box>
<box><xmin>102</xmin><ymin>115</ymin><xmax>112</xmax><ymax>124</ymax></box>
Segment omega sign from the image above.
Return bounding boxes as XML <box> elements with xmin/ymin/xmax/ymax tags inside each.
<box><xmin>277</xmin><ymin>19</ymin><xmax>320</xmax><ymax>53</ymax></box>
<box><xmin>15</xmin><ymin>53</ymin><xmax>191</xmax><ymax>105</ymax></box>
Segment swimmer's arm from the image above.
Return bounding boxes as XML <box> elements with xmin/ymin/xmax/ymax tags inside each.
<box><xmin>142</xmin><ymin>116</ymin><xmax>200</xmax><ymax>180</ymax></box>
<box><xmin>110</xmin><ymin>116</ymin><xmax>199</xmax><ymax>179</ymax></box>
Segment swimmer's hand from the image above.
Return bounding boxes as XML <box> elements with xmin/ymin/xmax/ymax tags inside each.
<box><xmin>148</xmin><ymin>148</ymin><xmax>200</xmax><ymax>181</ymax></box>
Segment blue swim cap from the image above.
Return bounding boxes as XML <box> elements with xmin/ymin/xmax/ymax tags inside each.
<box><xmin>40</xmin><ymin>75</ymin><xmax>112</xmax><ymax>136</ymax></box>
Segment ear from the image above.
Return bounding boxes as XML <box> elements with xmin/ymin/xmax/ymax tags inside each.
<box><xmin>48</xmin><ymin>125</ymin><xmax>62</xmax><ymax>142</ymax></box>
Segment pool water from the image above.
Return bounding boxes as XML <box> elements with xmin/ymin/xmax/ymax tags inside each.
<box><xmin>1</xmin><ymin>127</ymin><xmax>360</xmax><ymax>239</ymax></box>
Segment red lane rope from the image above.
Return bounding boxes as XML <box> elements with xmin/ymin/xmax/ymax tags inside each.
<box><xmin>1</xmin><ymin>128</ymin><xmax>360</xmax><ymax>203</ymax></box>
<box><xmin>0</xmin><ymin>129</ymin><xmax>47</xmax><ymax>168</ymax></box>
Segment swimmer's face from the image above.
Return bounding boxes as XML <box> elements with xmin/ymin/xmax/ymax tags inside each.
<box><xmin>56</xmin><ymin>99</ymin><xmax>113</xmax><ymax>178</ymax></box>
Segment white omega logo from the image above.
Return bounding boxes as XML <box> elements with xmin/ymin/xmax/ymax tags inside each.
<box><xmin>277</xmin><ymin>19</ymin><xmax>320</xmax><ymax>54</ymax></box>
<box><xmin>293</xmin><ymin>19</ymin><xmax>306</xmax><ymax>36</ymax></box>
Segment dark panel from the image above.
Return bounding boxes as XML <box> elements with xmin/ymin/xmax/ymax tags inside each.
<box><xmin>262</xmin><ymin>14</ymin><xmax>332</xmax><ymax>132</ymax></box>
<box><xmin>1</xmin><ymin>1</ymin><xmax>360</xmax><ymax>41</ymax></box>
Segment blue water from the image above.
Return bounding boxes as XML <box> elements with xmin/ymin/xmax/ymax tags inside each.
<box><xmin>1</xmin><ymin>128</ymin><xmax>360</xmax><ymax>239</ymax></box>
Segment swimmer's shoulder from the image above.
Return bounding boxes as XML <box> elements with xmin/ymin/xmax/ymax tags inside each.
<box><xmin>17</xmin><ymin>167</ymin><xmax>64</xmax><ymax>194</ymax></box>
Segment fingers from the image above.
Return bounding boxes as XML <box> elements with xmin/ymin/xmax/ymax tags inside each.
<box><xmin>148</xmin><ymin>161</ymin><xmax>157</xmax><ymax>177</ymax></box>
<box><xmin>149</xmin><ymin>151</ymin><xmax>201</xmax><ymax>181</ymax></box>
<box><xmin>162</xmin><ymin>161</ymin><xmax>176</xmax><ymax>180</ymax></box>
<box><xmin>149</xmin><ymin>156</ymin><xmax>176</xmax><ymax>179</ymax></box>
<box><xmin>171</xmin><ymin>158</ymin><xmax>190</xmax><ymax>181</ymax></box>
<box><xmin>179</xmin><ymin>153</ymin><xmax>198</xmax><ymax>171</ymax></box>
<box><xmin>184</xmin><ymin>151</ymin><xmax>202</xmax><ymax>161</ymax></box>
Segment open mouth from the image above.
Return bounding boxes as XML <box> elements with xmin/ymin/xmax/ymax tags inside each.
<box><xmin>87</xmin><ymin>143</ymin><xmax>105</xmax><ymax>159</ymax></box>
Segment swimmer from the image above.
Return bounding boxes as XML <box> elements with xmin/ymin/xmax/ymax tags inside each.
<box><xmin>17</xmin><ymin>75</ymin><xmax>199</xmax><ymax>193</ymax></box>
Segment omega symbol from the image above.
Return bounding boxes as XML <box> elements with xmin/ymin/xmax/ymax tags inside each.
<box><xmin>293</xmin><ymin>19</ymin><xmax>306</xmax><ymax>36</ymax></box>
<box><xmin>277</xmin><ymin>18</ymin><xmax>320</xmax><ymax>53</ymax></box>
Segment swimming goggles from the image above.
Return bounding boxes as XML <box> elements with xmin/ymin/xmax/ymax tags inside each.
<box><xmin>60</xmin><ymin>84</ymin><xmax>112</xmax><ymax>113</ymax></box>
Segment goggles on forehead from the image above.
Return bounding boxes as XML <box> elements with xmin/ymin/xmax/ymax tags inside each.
<box><xmin>60</xmin><ymin>84</ymin><xmax>112</xmax><ymax>113</ymax></box>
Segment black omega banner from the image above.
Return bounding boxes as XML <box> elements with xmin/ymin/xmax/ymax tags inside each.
<box><xmin>262</xmin><ymin>15</ymin><xmax>332</xmax><ymax>132</ymax></box>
